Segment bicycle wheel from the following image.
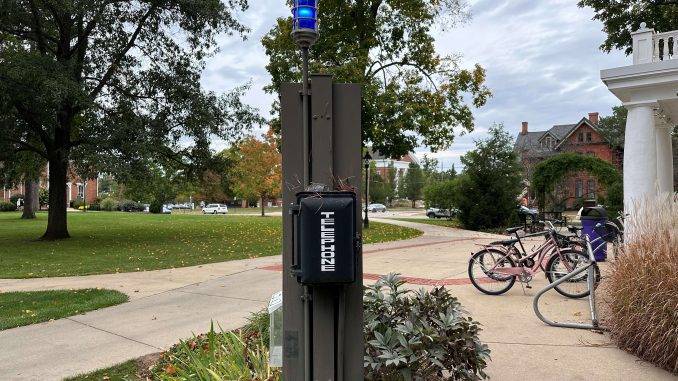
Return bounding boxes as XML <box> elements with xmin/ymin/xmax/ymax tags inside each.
<box><xmin>545</xmin><ymin>249</ymin><xmax>600</xmax><ymax>299</ymax></box>
<box><xmin>468</xmin><ymin>249</ymin><xmax>516</xmax><ymax>295</ymax></box>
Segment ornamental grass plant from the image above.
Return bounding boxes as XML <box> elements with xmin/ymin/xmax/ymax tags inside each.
<box><xmin>605</xmin><ymin>193</ymin><xmax>678</xmax><ymax>374</ymax></box>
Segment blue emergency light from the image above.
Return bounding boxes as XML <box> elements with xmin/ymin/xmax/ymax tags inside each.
<box><xmin>292</xmin><ymin>0</ymin><xmax>317</xmax><ymax>31</ymax></box>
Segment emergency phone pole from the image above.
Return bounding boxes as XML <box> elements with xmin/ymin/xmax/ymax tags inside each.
<box><xmin>282</xmin><ymin>1</ymin><xmax>364</xmax><ymax>380</ymax></box>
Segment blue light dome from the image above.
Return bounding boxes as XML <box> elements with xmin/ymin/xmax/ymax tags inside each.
<box><xmin>292</xmin><ymin>0</ymin><xmax>317</xmax><ymax>31</ymax></box>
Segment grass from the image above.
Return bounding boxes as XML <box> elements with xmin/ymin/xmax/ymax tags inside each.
<box><xmin>0</xmin><ymin>212</ymin><xmax>421</xmax><ymax>278</ymax></box>
<box><xmin>63</xmin><ymin>359</ymin><xmax>143</xmax><ymax>381</ymax></box>
<box><xmin>0</xmin><ymin>289</ymin><xmax>128</xmax><ymax>330</ymax></box>
<box><xmin>391</xmin><ymin>217</ymin><xmax>463</xmax><ymax>229</ymax></box>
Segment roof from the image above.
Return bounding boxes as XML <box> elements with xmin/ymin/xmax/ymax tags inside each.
<box><xmin>515</xmin><ymin>117</ymin><xmax>610</xmax><ymax>157</ymax></box>
<box><xmin>368</xmin><ymin>148</ymin><xmax>419</xmax><ymax>164</ymax></box>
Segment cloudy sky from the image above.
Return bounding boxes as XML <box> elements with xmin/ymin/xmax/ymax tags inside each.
<box><xmin>200</xmin><ymin>0</ymin><xmax>630</xmax><ymax>171</ymax></box>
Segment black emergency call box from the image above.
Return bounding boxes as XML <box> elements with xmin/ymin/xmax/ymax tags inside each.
<box><xmin>290</xmin><ymin>192</ymin><xmax>359</xmax><ymax>285</ymax></box>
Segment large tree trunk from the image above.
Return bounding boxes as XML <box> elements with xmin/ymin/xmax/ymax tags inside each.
<box><xmin>42</xmin><ymin>158</ymin><xmax>70</xmax><ymax>239</ymax></box>
<box><xmin>21</xmin><ymin>179</ymin><xmax>39</xmax><ymax>219</ymax></box>
<box><xmin>261</xmin><ymin>194</ymin><xmax>265</xmax><ymax>217</ymax></box>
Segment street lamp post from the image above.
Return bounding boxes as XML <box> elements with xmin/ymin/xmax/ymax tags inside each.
<box><xmin>363</xmin><ymin>152</ymin><xmax>371</xmax><ymax>228</ymax></box>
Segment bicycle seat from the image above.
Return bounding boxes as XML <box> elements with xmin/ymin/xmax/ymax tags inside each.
<box><xmin>489</xmin><ymin>238</ymin><xmax>519</xmax><ymax>246</ymax></box>
<box><xmin>505</xmin><ymin>226</ymin><xmax>522</xmax><ymax>234</ymax></box>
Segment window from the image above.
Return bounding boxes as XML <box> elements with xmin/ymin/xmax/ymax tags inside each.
<box><xmin>587</xmin><ymin>180</ymin><xmax>596</xmax><ymax>198</ymax></box>
<box><xmin>575</xmin><ymin>180</ymin><xmax>583</xmax><ymax>198</ymax></box>
<box><xmin>586</xmin><ymin>132</ymin><xmax>592</xmax><ymax>142</ymax></box>
<box><xmin>541</xmin><ymin>136</ymin><xmax>553</xmax><ymax>149</ymax></box>
<box><xmin>77</xmin><ymin>184</ymin><xmax>84</xmax><ymax>200</ymax></box>
<box><xmin>578</xmin><ymin>132</ymin><xmax>584</xmax><ymax>142</ymax></box>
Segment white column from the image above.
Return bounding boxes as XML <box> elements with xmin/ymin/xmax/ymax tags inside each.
<box><xmin>656</xmin><ymin>125</ymin><xmax>674</xmax><ymax>194</ymax></box>
<box><xmin>623</xmin><ymin>101</ymin><xmax>658</xmax><ymax>209</ymax></box>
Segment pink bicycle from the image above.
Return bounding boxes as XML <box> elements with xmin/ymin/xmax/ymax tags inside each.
<box><xmin>468</xmin><ymin>221</ymin><xmax>600</xmax><ymax>298</ymax></box>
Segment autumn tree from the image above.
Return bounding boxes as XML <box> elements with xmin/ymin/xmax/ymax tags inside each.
<box><xmin>262</xmin><ymin>0</ymin><xmax>491</xmax><ymax>158</ymax></box>
<box><xmin>0</xmin><ymin>0</ymin><xmax>259</xmax><ymax>239</ymax></box>
<box><xmin>231</xmin><ymin>130</ymin><xmax>282</xmax><ymax>216</ymax></box>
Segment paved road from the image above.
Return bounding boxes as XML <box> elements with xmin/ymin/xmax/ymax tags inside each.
<box><xmin>0</xmin><ymin>218</ymin><xmax>675</xmax><ymax>381</ymax></box>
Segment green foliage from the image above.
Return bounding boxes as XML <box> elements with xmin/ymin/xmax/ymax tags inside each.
<box><xmin>118</xmin><ymin>200</ymin><xmax>145</xmax><ymax>212</ymax></box>
<box><xmin>262</xmin><ymin>0</ymin><xmax>491</xmax><ymax>158</ymax></box>
<box><xmin>63</xmin><ymin>359</ymin><xmax>143</xmax><ymax>381</ymax></box>
<box><xmin>532</xmin><ymin>153</ymin><xmax>622</xmax><ymax>208</ymax></box>
<box><xmin>73</xmin><ymin>199</ymin><xmax>86</xmax><ymax>209</ymax></box>
<box><xmin>0</xmin><ymin>0</ymin><xmax>261</xmax><ymax>239</ymax></box>
<box><xmin>597</xmin><ymin>105</ymin><xmax>627</xmax><ymax>149</ymax></box>
<box><xmin>606</xmin><ymin>180</ymin><xmax>624</xmax><ymax>214</ymax></box>
<box><xmin>100</xmin><ymin>197</ymin><xmax>119</xmax><ymax>212</ymax></box>
<box><xmin>402</xmin><ymin>163</ymin><xmax>424</xmax><ymax>207</ymax></box>
<box><xmin>38</xmin><ymin>188</ymin><xmax>48</xmax><ymax>207</ymax></box>
<box><xmin>9</xmin><ymin>194</ymin><xmax>23</xmax><ymax>204</ymax></box>
<box><xmin>153</xmin><ymin>322</ymin><xmax>280</xmax><ymax>381</ymax></box>
<box><xmin>578</xmin><ymin>0</ymin><xmax>678</xmax><ymax>55</ymax></box>
<box><xmin>0</xmin><ymin>289</ymin><xmax>128</xmax><ymax>330</ymax></box>
<box><xmin>0</xmin><ymin>201</ymin><xmax>17</xmax><ymax>212</ymax></box>
<box><xmin>149</xmin><ymin>201</ymin><xmax>163</xmax><ymax>214</ymax></box>
<box><xmin>369</xmin><ymin>161</ymin><xmax>389</xmax><ymax>204</ymax></box>
<box><xmin>424</xmin><ymin>178</ymin><xmax>459</xmax><ymax>212</ymax></box>
<box><xmin>364</xmin><ymin>273</ymin><xmax>490</xmax><ymax>380</ymax></box>
<box><xmin>456</xmin><ymin>124</ymin><xmax>522</xmax><ymax>230</ymax></box>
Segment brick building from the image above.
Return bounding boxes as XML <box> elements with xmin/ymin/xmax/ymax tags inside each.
<box><xmin>514</xmin><ymin>112</ymin><xmax>622</xmax><ymax>209</ymax></box>
<box><xmin>370</xmin><ymin>150</ymin><xmax>419</xmax><ymax>184</ymax></box>
<box><xmin>2</xmin><ymin>165</ymin><xmax>99</xmax><ymax>208</ymax></box>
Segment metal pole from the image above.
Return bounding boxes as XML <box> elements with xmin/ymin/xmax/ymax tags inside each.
<box><xmin>302</xmin><ymin>47</ymin><xmax>310</xmax><ymax>187</ymax></box>
<box><xmin>364</xmin><ymin>164</ymin><xmax>369</xmax><ymax>228</ymax></box>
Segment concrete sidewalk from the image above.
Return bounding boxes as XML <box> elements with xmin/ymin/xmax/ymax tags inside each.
<box><xmin>1</xmin><ymin>219</ymin><xmax>675</xmax><ymax>380</ymax></box>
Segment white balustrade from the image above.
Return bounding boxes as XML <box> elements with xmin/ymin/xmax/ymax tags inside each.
<box><xmin>653</xmin><ymin>30</ymin><xmax>678</xmax><ymax>61</ymax></box>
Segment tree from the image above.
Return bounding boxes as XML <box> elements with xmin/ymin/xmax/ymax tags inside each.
<box><xmin>423</xmin><ymin>178</ymin><xmax>459</xmax><ymax>214</ymax></box>
<box><xmin>402</xmin><ymin>163</ymin><xmax>424</xmax><ymax>208</ymax></box>
<box><xmin>368</xmin><ymin>161</ymin><xmax>388</xmax><ymax>204</ymax></box>
<box><xmin>385</xmin><ymin>161</ymin><xmax>397</xmax><ymax>205</ymax></box>
<box><xmin>578</xmin><ymin>0</ymin><xmax>678</xmax><ymax>55</ymax></box>
<box><xmin>262</xmin><ymin>0</ymin><xmax>491</xmax><ymax>159</ymax></box>
<box><xmin>230</xmin><ymin>130</ymin><xmax>282</xmax><ymax>217</ymax></box>
<box><xmin>0</xmin><ymin>0</ymin><xmax>259</xmax><ymax>239</ymax></box>
<box><xmin>456</xmin><ymin>124</ymin><xmax>522</xmax><ymax>230</ymax></box>
<box><xmin>597</xmin><ymin>105</ymin><xmax>627</xmax><ymax>150</ymax></box>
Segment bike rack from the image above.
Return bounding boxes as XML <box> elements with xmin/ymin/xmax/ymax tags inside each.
<box><xmin>532</xmin><ymin>235</ymin><xmax>609</xmax><ymax>331</ymax></box>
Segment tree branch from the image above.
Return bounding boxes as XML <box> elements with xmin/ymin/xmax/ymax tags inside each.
<box><xmin>89</xmin><ymin>4</ymin><xmax>157</xmax><ymax>98</ymax></box>
<box><xmin>368</xmin><ymin>61</ymin><xmax>438</xmax><ymax>90</ymax></box>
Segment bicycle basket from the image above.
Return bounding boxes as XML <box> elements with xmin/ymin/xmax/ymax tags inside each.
<box><xmin>594</xmin><ymin>222</ymin><xmax>619</xmax><ymax>243</ymax></box>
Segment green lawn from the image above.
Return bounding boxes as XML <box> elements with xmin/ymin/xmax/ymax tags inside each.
<box><xmin>391</xmin><ymin>217</ymin><xmax>463</xmax><ymax>229</ymax></box>
<box><xmin>0</xmin><ymin>289</ymin><xmax>128</xmax><ymax>330</ymax></box>
<box><xmin>0</xmin><ymin>212</ymin><xmax>421</xmax><ymax>278</ymax></box>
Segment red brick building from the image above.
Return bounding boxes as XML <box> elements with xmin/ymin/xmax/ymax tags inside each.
<box><xmin>514</xmin><ymin>112</ymin><xmax>622</xmax><ymax>209</ymax></box>
<box><xmin>2</xmin><ymin>165</ymin><xmax>99</xmax><ymax>208</ymax></box>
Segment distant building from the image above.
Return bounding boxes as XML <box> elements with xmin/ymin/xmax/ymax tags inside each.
<box><xmin>514</xmin><ymin>112</ymin><xmax>622</xmax><ymax>209</ymax></box>
<box><xmin>369</xmin><ymin>150</ymin><xmax>419</xmax><ymax>185</ymax></box>
<box><xmin>2</xmin><ymin>164</ymin><xmax>99</xmax><ymax>208</ymax></box>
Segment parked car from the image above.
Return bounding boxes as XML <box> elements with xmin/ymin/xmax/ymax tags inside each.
<box><xmin>143</xmin><ymin>205</ymin><xmax>172</xmax><ymax>214</ymax></box>
<box><xmin>367</xmin><ymin>203</ymin><xmax>386</xmax><ymax>212</ymax></box>
<box><xmin>426</xmin><ymin>207</ymin><xmax>459</xmax><ymax>219</ymax></box>
<box><xmin>202</xmin><ymin>203</ymin><xmax>228</xmax><ymax>214</ymax></box>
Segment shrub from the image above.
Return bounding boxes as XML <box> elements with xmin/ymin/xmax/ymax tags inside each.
<box><xmin>118</xmin><ymin>199</ymin><xmax>144</xmax><ymax>212</ymax></box>
<box><xmin>0</xmin><ymin>201</ymin><xmax>17</xmax><ymax>212</ymax></box>
<box><xmin>364</xmin><ymin>273</ymin><xmax>490</xmax><ymax>380</ymax></box>
<box><xmin>73</xmin><ymin>198</ymin><xmax>85</xmax><ymax>209</ymax></box>
<box><xmin>153</xmin><ymin>321</ymin><xmax>280</xmax><ymax>380</ymax></box>
<box><xmin>100</xmin><ymin>197</ymin><xmax>118</xmax><ymax>212</ymax></box>
<box><xmin>605</xmin><ymin>194</ymin><xmax>678</xmax><ymax>374</ymax></box>
<box><xmin>148</xmin><ymin>201</ymin><xmax>163</xmax><ymax>214</ymax></box>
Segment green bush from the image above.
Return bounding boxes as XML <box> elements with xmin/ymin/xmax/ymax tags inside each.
<box><xmin>100</xmin><ymin>197</ymin><xmax>118</xmax><ymax>212</ymax></box>
<box><xmin>364</xmin><ymin>273</ymin><xmax>490</xmax><ymax>380</ymax></box>
<box><xmin>0</xmin><ymin>201</ymin><xmax>17</xmax><ymax>212</ymax></box>
<box><xmin>148</xmin><ymin>201</ymin><xmax>163</xmax><ymax>214</ymax></box>
<box><xmin>118</xmin><ymin>199</ymin><xmax>144</xmax><ymax>212</ymax></box>
<box><xmin>73</xmin><ymin>198</ymin><xmax>86</xmax><ymax>209</ymax></box>
<box><xmin>606</xmin><ymin>195</ymin><xmax>678</xmax><ymax>374</ymax></box>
